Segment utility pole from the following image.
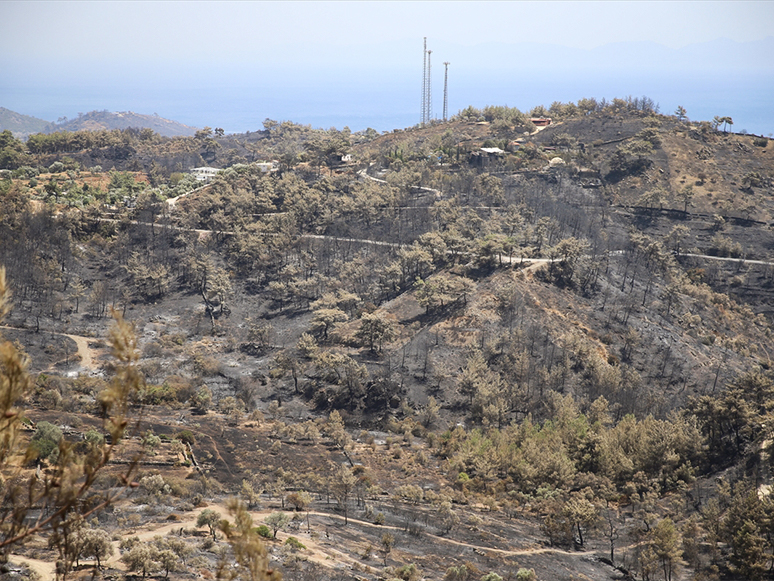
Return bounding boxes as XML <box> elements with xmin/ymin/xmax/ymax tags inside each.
<box><xmin>443</xmin><ymin>62</ymin><xmax>450</xmax><ymax>122</ymax></box>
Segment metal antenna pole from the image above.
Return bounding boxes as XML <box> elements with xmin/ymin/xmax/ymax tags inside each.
<box><xmin>421</xmin><ymin>38</ymin><xmax>427</xmax><ymax>126</ymax></box>
<box><xmin>426</xmin><ymin>50</ymin><xmax>433</xmax><ymax>122</ymax></box>
<box><xmin>443</xmin><ymin>62</ymin><xmax>450</xmax><ymax>122</ymax></box>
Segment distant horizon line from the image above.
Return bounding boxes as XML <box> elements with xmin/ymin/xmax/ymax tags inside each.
<box><xmin>4</xmin><ymin>104</ymin><xmax>773</xmax><ymax>141</ymax></box>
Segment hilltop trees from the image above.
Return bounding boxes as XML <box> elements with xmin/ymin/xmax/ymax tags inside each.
<box><xmin>454</xmin><ymin>105</ymin><xmax>535</xmax><ymax>133</ymax></box>
<box><xmin>713</xmin><ymin>116</ymin><xmax>734</xmax><ymax>132</ymax></box>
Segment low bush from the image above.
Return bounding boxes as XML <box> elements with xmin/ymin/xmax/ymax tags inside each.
<box><xmin>175</xmin><ymin>429</ymin><xmax>196</xmax><ymax>445</ymax></box>
<box><xmin>284</xmin><ymin>536</ymin><xmax>306</xmax><ymax>550</ymax></box>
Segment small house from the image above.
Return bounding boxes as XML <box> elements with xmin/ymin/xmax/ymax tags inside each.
<box><xmin>255</xmin><ymin>161</ymin><xmax>277</xmax><ymax>173</ymax></box>
<box><xmin>470</xmin><ymin>147</ymin><xmax>505</xmax><ymax>168</ymax></box>
<box><xmin>190</xmin><ymin>167</ymin><xmax>220</xmax><ymax>182</ymax></box>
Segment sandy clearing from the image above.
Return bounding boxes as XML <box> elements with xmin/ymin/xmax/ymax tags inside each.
<box><xmin>0</xmin><ymin>326</ymin><xmax>102</xmax><ymax>373</ymax></box>
<box><xmin>7</xmin><ymin>555</ymin><xmax>57</xmax><ymax>580</ymax></box>
<box><xmin>62</xmin><ymin>333</ymin><xmax>99</xmax><ymax>370</ymax></box>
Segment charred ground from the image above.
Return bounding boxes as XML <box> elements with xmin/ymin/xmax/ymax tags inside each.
<box><xmin>1</xmin><ymin>99</ymin><xmax>774</xmax><ymax>580</ymax></box>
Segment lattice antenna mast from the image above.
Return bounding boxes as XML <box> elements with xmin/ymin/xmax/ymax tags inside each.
<box><xmin>426</xmin><ymin>50</ymin><xmax>433</xmax><ymax>123</ymax></box>
<box><xmin>443</xmin><ymin>62</ymin><xmax>450</xmax><ymax>122</ymax></box>
<box><xmin>421</xmin><ymin>38</ymin><xmax>427</xmax><ymax>126</ymax></box>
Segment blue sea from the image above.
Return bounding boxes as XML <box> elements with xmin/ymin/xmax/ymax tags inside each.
<box><xmin>2</xmin><ymin>69</ymin><xmax>772</xmax><ymax>137</ymax></box>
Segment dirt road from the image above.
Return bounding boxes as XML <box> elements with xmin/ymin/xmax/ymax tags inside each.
<box><xmin>7</xmin><ymin>555</ymin><xmax>56</xmax><ymax>580</ymax></box>
<box><xmin>0</xmin><ymin>326</ymin><xmax>101</xmax><ymax>372</ymax></box>
<box><xmin>62</xmin><ymin>333</ymin><xmax>98</xmax><ymax>370</ymax></box>
<box><xmin>8</xmin><ymin>498</ymin><xmax>605</xmax><ymax>580</ymax></box>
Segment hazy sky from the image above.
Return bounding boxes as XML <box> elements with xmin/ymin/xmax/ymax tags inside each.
<box><xmin>1</xmin><ymin>1</ymin><xmax>773</xmax><ymax>133</ymax></box>
<box><xmin>2</xmin><ymin>1</ymin><xmax>772</xmax><ymax>63</ymax></box>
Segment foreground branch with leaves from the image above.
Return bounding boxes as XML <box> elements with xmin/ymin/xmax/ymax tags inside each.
<box><xmin>0</xmin><ymin>266</ymin><xmax>142</xmax><ymax>574</ymax></box>
<box><xmin>218</xmin><ymin>498</ymin><xmax>282</xmax><ymax>581</ymax></box>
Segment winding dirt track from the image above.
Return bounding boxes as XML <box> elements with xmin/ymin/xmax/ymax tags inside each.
<box><xmin>8</xmin><ymin>499</ymin><xmax>599</xmax><ymax>580</ymax></box>
<box><xmin>90</xmin><ymin>215</ymin><xmax>774</xmax><ymax>272</ymax></box>
<box><xmin>0</xmin><ymin>326</ymin><xmax>101</xmax><ymax>372</ymax></box>
<box><xmin>7</xmin><ymin>555</ymin><xmax>56</xmax><ymax>580</ymax></box>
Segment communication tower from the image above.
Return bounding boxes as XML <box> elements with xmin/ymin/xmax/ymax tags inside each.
<box><xmin>443</xmin><ymin>62</ymin><xmax>450</xmax><ymax>122</ymax></box>
<box><xmin>421</xmin><ymin>38</ymin><xmax>435</xmax><ymax>126</ymax></box>
<box><xmin>421</xmin><ymin>38</ymin><xmax>427</xmax><ymax>126</ymax></box>
<box><xmin>426</xmin><ymin>50</ymin><xmax>433</xmax><ymax>123</ymax></box>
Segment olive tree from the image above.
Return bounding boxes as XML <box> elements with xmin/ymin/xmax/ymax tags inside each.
<box><xmin>264</xmin><ymin>511</ymin><xmax>289</xmax><ymax>538</ymax></box>
<box><xmin>197</xmin><ymin>509</ymin><xmax>222</xmax><ymax>540</ymax></box>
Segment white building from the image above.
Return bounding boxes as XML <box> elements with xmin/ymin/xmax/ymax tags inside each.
<box><xmin>256</xmin><ymin>162</ymin><xmax>277</xmax><ymax>173</ymax></box>
<box><xmin>190</xmin><ymin>167</ymin><xmax>220</xmax><ymax>182</ymax></box>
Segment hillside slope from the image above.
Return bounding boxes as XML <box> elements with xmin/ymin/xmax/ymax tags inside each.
<box><xmin>1</xmin><ymin>101</ymin><xmax>774</xmax><ymax>580</ymax></box>
<box><xmin>0</xmin><ymin>106</ymin><xmax>53</xmax><ymax>138</ymax></box>
<box><xmin>51</xmin><ymin>110</ymin><xmax>198</xmax><ymax>137</ymax></box>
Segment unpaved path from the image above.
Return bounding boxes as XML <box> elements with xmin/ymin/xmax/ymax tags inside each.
<box><xmin>9</xmin><ymin>499</ymin><xmax>602</xmax><ymax>580</ymax></box>
<box><xmin>110</xmin><ymin>500</ymin><xmax>595</xmax><ymax>561</ymax></box>
<box><xmin>7</xmin><ymin>555</ymin><xmax>56</xmax><ymax>580</ymax></box>
<box><xmin>62</xmin><ymin>333</ymin><xmax>98</xmax><ymax>370</ymax></box>
<box><xmin>676</xmin><ymin>252</ymin><xmax>774</xmax><ymax>267</ymax></box>
<box><xmin>104</xmin><ymin>504</ymin><xmax>340</xmax><ymax>569</ymax></box>
<box><xmin>92</xmin><ymin>216</ymin><xmax>230</xmax><ymax>237</ymax></box>
<box><xmin>300</xmin><ymin>233</ymin><xmax>401</xmax><ymax>249</ymax></box>
<box><xmin>302</xmin><ymin>510</ymin><xmax>595</xmax><ymax>559</ymax></box>
<box><xmin>165</xmin><ymin>184</ymin><xmax>211</xmax><ymax>208</ymax></box>
<box><xmin>90</xmin><ymin>211</ymin><xmax>774</xmax><ymax>271</ymax></box>
<box><xmin>0</xmin><ymin>326</ymin><xmax>101</xmax><ymax>372</ymax></box>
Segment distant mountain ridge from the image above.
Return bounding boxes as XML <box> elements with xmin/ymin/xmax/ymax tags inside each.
<box><xmin>0</xmin><ymin>108</ymin><xmax>198</xmax><ymax>139</ymax></box>
<box><xmin>53</xmin><ymin>110</ymin><xmax>198</xmax><ymax>137</ymax></box>
<box><xmin>0</xmin><ymin>107</ymin><xmax>54</xmax><ymax>139</ymax></box>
